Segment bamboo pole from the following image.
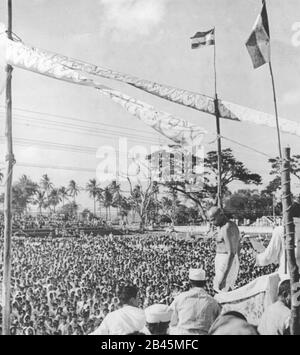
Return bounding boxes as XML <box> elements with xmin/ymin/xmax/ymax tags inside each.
<box><xmin>281</xmin><ymin>147</ymin><xmax>300</xmax><ymax>335</ymax></box>
<box><xmin>2</xmin><ymin>0</ymin><xmax>14</xmax><ymax>336</ymax></box>
<box><xmin>213</xmin><ymin>27</ymin><xmax>222</xmax><ymax>209</ymax></box>
<box><xmin>214</xmin><ymin>97</ymin><xmax>222</xmax><ymax>209</ymax></box>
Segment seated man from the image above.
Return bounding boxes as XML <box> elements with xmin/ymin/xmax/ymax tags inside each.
<box><xmin>169</xmin><ymin>268</ymin><xmax>221</xmax><ymax>335</ymax></box>
<box><xmin>142</xmin><ymin>304</ymin><xmax>173</xmax><ymax>335</ymax></box>
<box><xmin>90</xmin><ymin>285</ymin><xmax>145</xmax><ymax>335</ymax></box>
<box><xmin>258</xmin><ymin>279</ymin><xmax>291</xmax><ymax>335</ymax></box>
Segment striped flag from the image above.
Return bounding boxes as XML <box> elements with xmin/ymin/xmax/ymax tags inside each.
<box><xmin>246</xmin><ymin>1</ymin><xmax>270</xmax><ymax>69</ymax></box>
<box><xmin>191</xmin><ymin>28</ymin><xmax>215</xmax><ymax>49</ymax></box>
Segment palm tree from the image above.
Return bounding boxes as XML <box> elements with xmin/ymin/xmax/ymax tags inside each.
<box><xmin>33</xmin><ymin>190</ymin><xmax>47</xmax><ymax>215</ymax></box>
<box><xmin>40</xmin><ymin>174</ymin><xmax>53</xmax><ymax>211</ymax></box>
<box><xmin>96</xmin><ymin>188</ymin><xmax>104</xmax><ymax>218</ymax></box>
<box><xmin>40</xmin><ymin>174</ymin><xmax>53</xmax><ymax>194</ymax></box>
<box><xmin>17</xmin><ymin>175</ymin><xmax>39</xmax><ymax>213</ymax></box>
<box><xmin>110</xmin><ymin>181</ymin><xmax>122</xmax><ymax>216</ymax></box>
<box><xmin>68</xmin><ymin>180</ymin><xmax>80</xmax><ymax>204</ymax></box>
<box><xmin>48</xmin><ymin>188</ymin><xmax>62</xmax><ymax>212</ymax></box>
<box><xmin>86</xmin><ymin>179</ymin><xmax>100</xmax><ymax>216</ymax></box>
<box><xmin>119</xmin><ymin>196</ymin><xmax>131</xmax><ymax>223</ymax></box>
<box><xmin>103</xmin><ymin>186</ymin><xmax>113</xmax><ymax>221</ymax></box>
<box><xmin>59</xmin><ymin>186</ymin><xmax>69</xmax><ymax>207</ymax></box>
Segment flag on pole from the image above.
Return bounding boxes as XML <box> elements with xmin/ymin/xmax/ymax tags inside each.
<box><xmin>191</xmin><ymin>28</ymin><xmax>215</xmax><ymax>49</ymax></box>
<box><xmin>246</xmin><ymin>1</ymin><xmax>270</xmax><ymax>69</ymax></box>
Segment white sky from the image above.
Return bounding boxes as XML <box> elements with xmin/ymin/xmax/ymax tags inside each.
<box><xmin>0</xmin><ymin>0</ymin><xmax>299</xmax><ymax>209</ymax></box>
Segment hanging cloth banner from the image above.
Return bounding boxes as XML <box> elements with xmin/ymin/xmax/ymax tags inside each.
<box><xmin>98</xmin><ymin>87</ymin><xmax>207</xmax><ymax>148</ymax></box>
<box><xmin>65</xmin><ymin>58</ymin><xmax>300</xmax><ymax>138</ymax></box>
<box><xmin>220</xmin><ymin>100</ymin><xmax>300</xmax><ymax>138</ymax></box>
<box><xmin>0</xmin><ymin>32</ymin><xmax>206</xmax><ymax>148</ymax></box>
<box><xmin>35</xmin><ymin>49</ymin><xmax>238</xmax><ymax>122</ymax></box>
<box><xmin>22</xmin><ymin>41</ymin><xmax>300</xmax><ymax>139</ymax></box>
<box><xmin>1</xmin><ymin>29</ymin><xmax>300</xmax><ymax>139</ymax></box>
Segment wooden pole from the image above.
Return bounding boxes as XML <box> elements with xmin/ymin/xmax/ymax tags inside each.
<box><xmin>2</xmin><ymin>0</ymin><xmax>14</xmax><ymax>336</ymax></box>
<box><xmin>269</xmin><ymin>62</ymin><xmax>282</xmax><ymax>160</ymax></box>
<box><xmin>213</xmin><ymin>27</ymin><xmax>222</xmax><ymax>209</ymax></box>
<box><xmin>281</xmin><ymin>147</ymin><xmax>300</xmax><ymax>335</ymax></box>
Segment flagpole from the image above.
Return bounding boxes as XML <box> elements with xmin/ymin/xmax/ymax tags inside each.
<box><xmin>213</xmin><ymin>27</ymin><xmax>223</xmax><ymax>209</ymax></box>
<box><xmin>268</xmin><ymin>61</ymin><xmax>282</xmax><ymax>159</ymax></box>
<box><xmin>2</xmin><ymin>0</ymin><xmax>14</xmax><ymax>335</ymax></box>
<box><xmin>263</xmin><ymin>0</ymin><xmax>284</xmax><ymax>272</ymax></box>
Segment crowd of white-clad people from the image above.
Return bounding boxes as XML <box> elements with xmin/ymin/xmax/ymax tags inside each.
<box><xmin>0</xmin><ymin>214</ymin><xmax>106</xmax><ymax>232</ymax></box>
<box><xmin>0</xmin><ymin>231</ymin><xmax>277</xmax><ymax>335</ymax></box>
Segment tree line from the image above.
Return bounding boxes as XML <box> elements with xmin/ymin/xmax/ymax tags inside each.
<box><xmin>0</xmin><ymin>149</ymin><xmax>299</xmax><ymax>229</ymax></box>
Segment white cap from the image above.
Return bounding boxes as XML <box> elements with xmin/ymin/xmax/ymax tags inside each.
<box><xmin>145</xmin><ymin>304</ymin><xmax>173</xmax><ymax>323</ymax></box>
<box><xmin>189</xmin><ymin>268</ymin><xmax>206</xmax><ymax>281</ymax></box>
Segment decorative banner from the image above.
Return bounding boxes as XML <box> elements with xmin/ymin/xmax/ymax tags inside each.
<box><xmin>1</xmin><ymin>28</ymin><xmax>300</xmax><ymax>139</ymax></box>
<box><xmin>0</xmin><ymin>32</ymin><xmax>206</xmax><ymax>148</ymax></box>
<box><xmin>29</xmin><ymin>40</ymin><xmax>300</xmax><ymax>139</ymax></box>
<box><xmin>99</xmin><ymin>87</ymin><xmax>207</xmax><ymax>147</ymax></box>
<box><xmin>221</xmin><ymin>100</ymin><xmax>300</xmax><ymax>138</ymax></box>
<box><xmin>53</xmin><ymin>52</ymin><xmax>238</xmax><ymax>122</ymax></box>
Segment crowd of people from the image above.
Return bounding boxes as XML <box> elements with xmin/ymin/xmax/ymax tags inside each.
<box><xmin>0</xmin><ymin>214</ymin><xmax>115</xmax><ymax>239</ymax></box>
<box><xmin>0</xmin><ymin>231</ymin><xmax>277</xmax><ymax>335</ymax></box>
<box><xmin>0</xmin><ymin>214</ymin><xmax>108</xmax><ymax>231</ymax></box>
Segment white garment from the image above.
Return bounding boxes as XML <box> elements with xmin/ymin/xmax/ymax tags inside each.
<box><xmin>258</xmin><ymin>300</ymin><xmax>290</xmax><ymax>335</ymax></box>
<box><xmin>213</xmin><ymin>253</ymin><xmax>239</xmax><ymax>292</ymax></box>
<box><xmin>256</xmin><ymin>225</ymin><xmax>300</xmax><ymax>275</ymax></box>
<box><xmin>90</xmin><ymin>306</ymin><xmax>145</xmax><ymax>335</ymax></box>
<box><xmin>169</xmin><ymin>287</ymin><xmax>221</xmax><ymax>335</ymax></box>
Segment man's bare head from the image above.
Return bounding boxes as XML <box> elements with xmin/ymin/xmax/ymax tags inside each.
<box><xmin>207</xmin><ymin>207</ymin><xmax>225</xmax><ymax>227</ymax></box>
<box><xmin>208</xmin><ymin>311</ymin><xmax>258</xmax><ymax>335</ymax></box>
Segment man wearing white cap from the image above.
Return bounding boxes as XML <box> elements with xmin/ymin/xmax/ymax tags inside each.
<box><xmin>168</xmin><ymin>268</ymin><xmax>221</xmax><ymax>335</ymax></box>
<box><xmin>141</xmin><ymin>304</ymin><xmax>173</xmax><ymax>335</ymax></box>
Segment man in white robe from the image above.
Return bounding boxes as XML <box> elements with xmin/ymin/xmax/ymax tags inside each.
<box><xmin>90</xmin><ymin>285</ymin><xmax>145</xmax><ymax>335</ymax></box>
<box><xmin>255</xmin><ymin>203</ymin><xmax>300</xmax><ymax>276</ymax></box>
<box><xmin>168</xmin><ymin>268</ymin><xmax>221</xmax><ymax>335</ymax></box>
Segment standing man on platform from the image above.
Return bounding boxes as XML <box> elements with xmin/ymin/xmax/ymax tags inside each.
<box><xmin>207</xmin><ymin>207</ymin><xmax>240</xmax><ymax>293</ymax></box>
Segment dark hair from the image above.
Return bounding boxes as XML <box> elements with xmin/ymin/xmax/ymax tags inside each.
<box><xmin>147</xmin><ymin>322</ymin><xmax>170</xmax><ymax>335</ymax></box>
<box><xmin>278</xmin><ymin>280</ymin><xmax>291</xmax><ymax>297</ymax></box>
<box><xmin>222</xmin><ymin>311</ymin><xmax>247</xmax><ymax>322</ymax></box>
<box><xmin>208</xmin><ymin>312</ymin><xmax>258</xmax><ymax>335</ymax></box>
<box><xmin>118</xmin><ymin>285</ymin><xmax>138</xmax><ymax>305</ymax></box>
<box><xmin>190</xmin><ymin>280</ymin><xmax>206</xmax><ymax>288</ymax></box>
<box><xmin>127</xmin><ymin>331</ymin><xmax>144</xmax><ymax>335</ymax></box>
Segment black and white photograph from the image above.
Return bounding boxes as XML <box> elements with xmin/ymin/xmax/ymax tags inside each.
<box><xmin>0</xmin><ymin>0</ymin><xmax>300</xmax><ymax>339</ymax></box>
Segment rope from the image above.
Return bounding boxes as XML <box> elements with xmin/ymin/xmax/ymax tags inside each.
<box><xmin>10</xmin><ymin>32</ymin><xmax>23</xmax><ymax>43</ymax></box>
<box><xmin>281</xmin><ymin>155</ymin><xmax>295</xmax><ymax>251</ymax></box>
<box><xmin>219</xmin><ymin>135</ymin><xmax>273</xmax><ymax>159</ymax></box>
